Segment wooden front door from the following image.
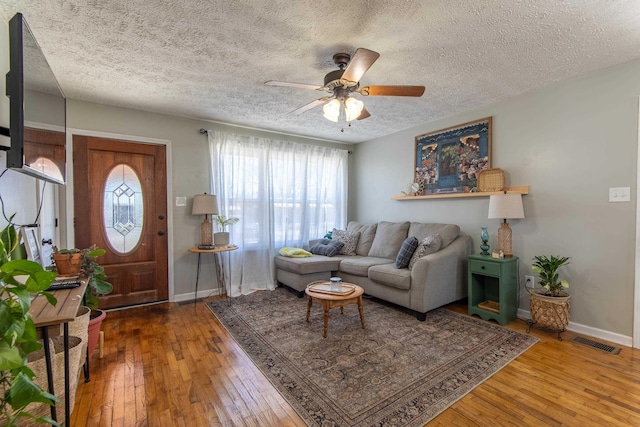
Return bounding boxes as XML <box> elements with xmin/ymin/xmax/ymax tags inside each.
<box><xmin>73</xmin><ymin>135</ymin><xmax>168</xmax><ymax>309</ymax></box>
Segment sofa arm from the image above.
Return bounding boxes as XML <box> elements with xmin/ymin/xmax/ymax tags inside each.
<box><xmin>409</xmin><ymin>234</ymin><xmax>473</xmax><ymax>313</ymax></box>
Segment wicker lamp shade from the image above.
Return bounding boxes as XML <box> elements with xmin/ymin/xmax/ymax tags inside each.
<box><xmin>192</xmin><ymin>194</ymin><xmax>219</xmax><ymax>246</ymax></box>
<box><xmin>488</xmin><ymin>194</ymin><xmax>524</xmax><ymax>257</ymax></box>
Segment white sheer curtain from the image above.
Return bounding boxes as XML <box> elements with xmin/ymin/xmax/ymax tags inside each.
<box><xmin>208</xmin><ymin>130</ymin><xmax>348</xmax><ymax>296</ymax></box>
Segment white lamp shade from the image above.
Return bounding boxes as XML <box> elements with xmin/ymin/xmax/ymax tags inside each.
<box><xmin>322</xmin><ymin>99</ymin><xmax>340</xmax><ymax>122</ymax></box>
<box><xmin>488</xmin><ymin>194</ymin><xmax>525</xmax><ymax>219</ymax></box>
<box><xmin>192</xmin><ymin>194</ymin><xmax>219</xmax><ymax>215</ymax></box>
<box><xmin>344</xmin><ymin>97</ymin><xmax>364</xmax><ymax>121</ymax></box>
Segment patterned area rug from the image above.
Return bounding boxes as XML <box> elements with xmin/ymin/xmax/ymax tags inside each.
<box><xmin>206</xmin><ymin>289</ymin><xmax>537</xmax><ymax>427</ymax></box>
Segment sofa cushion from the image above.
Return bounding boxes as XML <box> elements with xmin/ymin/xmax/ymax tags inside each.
<box><xmin>332</xmin><ymin>229</ymin><xmax>360</xmax><ymax>256</ymax></box>
<box><xmin>367</xmin><ymin>221</ymin><xmax>410</xmax><ymax>259</ymax></box>
<box><xmin>339</xmin><ymin>256</ymin><xmax>393</xmax><ymax>276</ymax></box>
<box><xmin>408</xmin><ymin>234</ymin><xmax>443</xmax><ymax>270</ymax></box>
<box><xmin>275</xmin><ymin>255</ymin><xmax>342</xmax><ymax>275</ymax></box>
<box><xmin>278</xmin><ymin>247</ymin><xmax>312</xmax><ymax>258</ymax></box>
<box><xmin>309</xmin><ymin>239</ymin><xmax>344</xmax><ymax>257</ymax></box>
<box><xmin>395</xmin><ymin>236</ymin><xmax>419</xmax><ymax>268</ymax></box>
<box><xmin>368</xmin><ymin>263</ymin><xmax>412</xmax><ymax>290</ymax></box>
<box><xmin>408</xmin><ymin>222</ymin><xmax>460</xmax><ymax>249</ymax></box>
<box><xmin>347</xmin><ymin>222</ymin><xmax>378</xmax><ymax>256</ymax></box>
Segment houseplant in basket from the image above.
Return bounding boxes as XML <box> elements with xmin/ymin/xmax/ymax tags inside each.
<box><xmin>527</xmin><ymin>255</ymin><xmax>571</xmax><ymax>340</ymax></box>
<box><xmin>1</xmin><ymin>219</ymin><xmax>59</xmax><ymax>426</ymax></box>
<box><xmin>52</xmin><ymin>246</ymin><xmax>113</xmax><ymax>357</ymax></box>
<box><xmin>213</xmin><ymin>215</ymin><xmax>239</xmax><ymax>247</ymax></box>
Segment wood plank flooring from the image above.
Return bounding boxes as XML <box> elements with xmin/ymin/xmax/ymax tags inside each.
<box><xmin>71</xmin><ymin>293</ymin><xmax>640</xmax><ymax>426</ymax></box>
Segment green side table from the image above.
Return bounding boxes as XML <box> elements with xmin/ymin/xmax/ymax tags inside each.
<box><xmin>468</xmin><ymin>254</ymin><xmax>518</xmax><ymax>325</ymax></box>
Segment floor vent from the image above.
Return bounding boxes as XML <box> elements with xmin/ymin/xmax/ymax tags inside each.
<box><xmin>570</xmin><ymin>336</ymin><xmax>621</xmax><ymax>355</ymax></box>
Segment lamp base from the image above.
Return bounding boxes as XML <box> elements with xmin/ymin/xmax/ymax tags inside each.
<box><xmin>497</xmin><ymin>220</ymin><xmax>513</xmax><ymax>257</ymax></box>
<box><xmin>200</xmin><ymin>217</ymin><xmax>213</xmax><ymax>246</ymax></box>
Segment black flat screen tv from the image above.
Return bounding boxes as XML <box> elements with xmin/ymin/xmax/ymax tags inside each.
<box><xmin>2</xmin><ymin>12</ymin><xmax>66</xmax><ymax>185</ymax></box>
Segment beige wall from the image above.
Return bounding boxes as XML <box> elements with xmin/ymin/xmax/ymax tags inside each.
<box><xmin>352</xmin><ymin>59</ymin><xmax>640</xmax><ymax>338</ymax></box>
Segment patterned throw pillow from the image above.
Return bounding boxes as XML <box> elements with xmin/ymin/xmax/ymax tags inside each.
<box><xmin>332</xmin><ymin>229</ymin><xmax>360</xmax><ymax>256</ymax></box>
<box><xmin>309</xmin><ymin>240</ymin><xmax>345</xmax><ymax>257</ymax></box>
<box><xmin>408</xmin><ymin>234</ymin><xmax>443</xmax><ymax>270</ymax></box>
<box><xmin>395</xmin><ymin>236</ymin><xmax>419</xmax><ymax>268</ymax></box>
<box><xmin>278</xmin><ymin>247</ymin><xmax>312</xmax><ymax>258</ymax></box>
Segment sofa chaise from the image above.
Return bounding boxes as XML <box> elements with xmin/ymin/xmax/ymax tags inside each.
<box><xmin>274</xmin><ymin>221</ymin><xmax>473</xmax><ymax>320</ymax></box>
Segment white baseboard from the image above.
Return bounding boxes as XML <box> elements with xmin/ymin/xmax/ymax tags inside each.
<box><xmin>174</xmin><ymin>289</ymin><xmax>223</xmax><ymax>303</ymax></box>
<box><xmin>517</xmin><ymin>308</ymin><xmax>632</xmax><ymax>347</ymax></box>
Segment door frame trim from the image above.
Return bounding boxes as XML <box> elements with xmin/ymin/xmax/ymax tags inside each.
<box><xmin>64</xmin><ymin>128</ymin><xmax>175</xmax><ymax>302</ymax></box>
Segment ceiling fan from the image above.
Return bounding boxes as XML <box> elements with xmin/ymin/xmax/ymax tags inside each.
<box><xmin>265</xmin><ymin>48</ymin><xmax>425</xmax><ymax>125</ymax></box>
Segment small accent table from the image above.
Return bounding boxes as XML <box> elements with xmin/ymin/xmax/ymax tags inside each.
<box><xmin>468</xmin><ymin>254</ymin><xmax>518</xmax><ymax>325</ymax></box>
<box><xmin>188</xmin><ymin>245</ymin><xmax>238</xmax><ymax>304</ymax></box>
<box><xmin>305</xmin><ymin>282</ymin><xmax>365</xmax><ymax>338</ymax></box>
<box><xmin>30</xmin><ymin>280</ymin><xmax>89</xmax><ymax>426</ymax></box>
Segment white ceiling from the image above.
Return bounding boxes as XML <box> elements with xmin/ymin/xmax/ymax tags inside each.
<box><xmin>1</xmin><ymin>0</ymin><xmax>640</xmax><ymax>143</ymax></box>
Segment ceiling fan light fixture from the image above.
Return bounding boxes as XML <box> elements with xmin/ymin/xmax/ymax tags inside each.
<box><xmin>322</xmin><ymin>99</ymin><xmax>341</xmax><ymax>122</ymax></box>
<box><xmin>344</xmin><ymin>97</ymin><xmax>364</xmax><ymax>122</ymax></box>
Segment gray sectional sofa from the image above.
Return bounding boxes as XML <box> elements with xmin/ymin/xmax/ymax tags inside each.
<box><xmin>274</xmin><ymin>221</ymin><xmax>473</xmax><ymax>320</ymax></box>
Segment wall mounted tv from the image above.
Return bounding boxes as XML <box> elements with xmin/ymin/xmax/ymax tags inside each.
<box><xmin>0</xmin><ymin>12</ymin><xmax>66</xmax><ymax>185</ymax></box>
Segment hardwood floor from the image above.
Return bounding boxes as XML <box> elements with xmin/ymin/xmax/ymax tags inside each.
<box><xmin>72</xmin><ymin>294</ymin><xmax>640</xmax><ymax>426</ymax></box>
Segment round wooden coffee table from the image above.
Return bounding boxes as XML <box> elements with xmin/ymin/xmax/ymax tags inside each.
<box><xmin>305</xmin><ymin>281</ymin><xmax>365</xmax><ymax>338</ymax></box>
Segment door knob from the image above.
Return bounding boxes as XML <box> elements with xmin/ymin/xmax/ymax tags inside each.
<box><xmin>158</xmin><ymin>230</ymin><xmax>165</xmax><ymax>236</ymax></box>
<box><xmin>158</xmin><ymin>215</ymin><xmax>165</xmax><ymax>220</ymax></box>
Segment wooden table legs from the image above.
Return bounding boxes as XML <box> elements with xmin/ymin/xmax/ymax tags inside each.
<box><xmin>306</xmin><ymin>295</ymin><xmax>365</xmax><ymax>338</ymax></box>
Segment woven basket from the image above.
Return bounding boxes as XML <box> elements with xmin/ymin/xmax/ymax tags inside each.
<box><xmin>24</xmin><ymin>335</ymin><xmax>83</xmax><ymax>425</ymax></box>
<box><xmin>530</xmin><ymin>292</ymin><xmax>571</xmax><ymax>331</ymax></box>
<box><xmin>477</xmin><ymin>168</ymin><xmax>505</xmax><ymax>192</ymax></box>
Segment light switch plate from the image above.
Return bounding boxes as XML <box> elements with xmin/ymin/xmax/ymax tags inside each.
<box><xmin>176</xmin><ymin>196</ymin><xmax>187</xmax><ymax>207</ymax></box>
<box><xmin>608</xmin><ymin>187</ymin><xmax>631</xmax><ymax>202</ymax></box>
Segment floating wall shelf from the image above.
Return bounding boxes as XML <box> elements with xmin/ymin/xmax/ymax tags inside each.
<box><xmin>392</xmin><ymin>186</ymin><xmax>529</xmax><ymax>201</ymax></box>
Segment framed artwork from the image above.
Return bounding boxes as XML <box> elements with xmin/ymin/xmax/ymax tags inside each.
<box><xmin>414</xmin><ymin>117</ymin><xmax>492</xmax><ymax>194</ymax></box>
<box><xmin>20</xmin><ymin>226</ymin><xmax>43</xmax><ymax>266</ymax></box>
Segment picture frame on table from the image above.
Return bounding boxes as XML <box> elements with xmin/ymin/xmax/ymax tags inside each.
<box><xmin>414</xmin><ymin>117</ymin><xmax>492</xmax><ymax>194</ymax></box>
<box><xmin>20</xmin><ymin>226</ymin><xmax>43</xmax><ymax>266</ymax></box>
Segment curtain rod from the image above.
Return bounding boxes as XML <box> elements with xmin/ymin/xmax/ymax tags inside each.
<box><xmin>199</xmin><ymin>128</ymin><xmax>208</xmax><ymax>134</ymax></box>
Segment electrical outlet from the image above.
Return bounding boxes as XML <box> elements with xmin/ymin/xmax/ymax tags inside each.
<box><xmin>525</xmin><ymin>275</ymin><xmax>535</xmax><ymax>288</ymax></box>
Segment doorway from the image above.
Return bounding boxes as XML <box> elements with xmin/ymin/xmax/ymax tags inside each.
<box><xmin>72</xmin><ymin>134</ymin><xmax>170</xmax><ymax>309</ymax></box>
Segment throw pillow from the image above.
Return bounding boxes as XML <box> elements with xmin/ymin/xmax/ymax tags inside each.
<box><xmin>278</xmin><ymin>247</ymin><xmax>312</xmax><ymax>258</ymax></box>
<box><xmin>408</xmin><ymin>234</ymin><xmax>443</xmax><ymax>270</ymax></box>
<box><xmin>332</xmin><ymin>229</ymin><xmax>360</xmax><ymax>256</ymax></box>
<box><xmin>309</xmin><ymin>240</ymin><xmax>344</xmax><ymax>257</ymax></box>
<box><xmin>395</xmin><ymin>236</ymin><xmax>419</xmax><ymax>268</ymax></box>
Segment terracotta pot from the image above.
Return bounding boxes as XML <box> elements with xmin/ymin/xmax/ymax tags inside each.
<box><xmin>53</xmin><ymin>252</ymin><xmax>82</xmax><ymax>275</ymax></box>
<box><xmin>88</xmin><ymin>309</ymin><xmax>106</xmax><ymax>356</ymax></box>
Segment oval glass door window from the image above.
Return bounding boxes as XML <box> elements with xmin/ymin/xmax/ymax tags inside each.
<box><xmin>103</xmin><ymin>164</ymin><xmax>144</xmax><ymax>254</ymax></box>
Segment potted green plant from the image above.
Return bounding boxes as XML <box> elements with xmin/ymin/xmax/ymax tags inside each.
<box><xmin>213</xmin><ymin>215</ymin><xmax>239</xmax><ymax>247</ymax></box>
<box><xmin>52</xmin><ymin>245</ymin><xmax>113</xmax><ymax>357</ymax></box>
<box><xmin>527</xmin><ymin>255</ymin><xmax>571</xmax><ymax>339</ymax></box>
<box><xmin>1</xmin><ymin>219</ymin><xmax>59</xmax><ymax>426</ymax></box>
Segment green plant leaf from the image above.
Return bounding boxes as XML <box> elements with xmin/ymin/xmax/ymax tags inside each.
<box><xmin>0</xmin><ymin>340</ymin><xmax>24</xmax><ymax>370</ymax></box>
<box><xmin>86</xmin><ymin>248</ymin><xmax>106</xmax><ymax>258</ymax></box>
<box><xmin>8</xmin><ymin>371</ymin><xmax>58</xmax><ymax>409</ymax></box>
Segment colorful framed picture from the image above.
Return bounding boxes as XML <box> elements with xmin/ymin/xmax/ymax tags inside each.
<box><xmin>414</xmin><ymin>117</ymin><xmax>492</xmax><ymax>194</ymax></box>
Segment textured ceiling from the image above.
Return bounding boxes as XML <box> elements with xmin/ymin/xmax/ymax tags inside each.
<box><xmin>1</xmin><ymin>1</ymin><xmax>640</xmax><ymax>143</ymax></box>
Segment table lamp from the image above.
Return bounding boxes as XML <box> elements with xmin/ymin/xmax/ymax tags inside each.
<box><xmin>192</xmin><ymin>193</ymin><xmax>218</xmax><ymax>247</ymax></box>
<box><xmin>488</xmin><ymin>193</ymin><xmax>524</xmax><ymax>258</ymax></box>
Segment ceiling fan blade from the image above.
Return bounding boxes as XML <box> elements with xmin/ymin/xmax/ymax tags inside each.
<box><xmin>356</xmin><ymin>107</ymin><xmax>371</xmax><ymax>120</ymax></box>
<box><xmin>341</xmin><ymin>48</ymin><xmax>380</xmax><ymax>85</ymax></box>
<box><xmin>265</xmin><ymin>80</ymin><xmax>324</xmax><ymax>91</ymax></box>
<box><xmin>289</xmin><ymin>96</ymin><xmax>332</xmax><ymax>115</ymax></box>
<box><xmin>360</xmin><ymin>85</ymin><xmax>425</xmax><ymax>97</ymax></box>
